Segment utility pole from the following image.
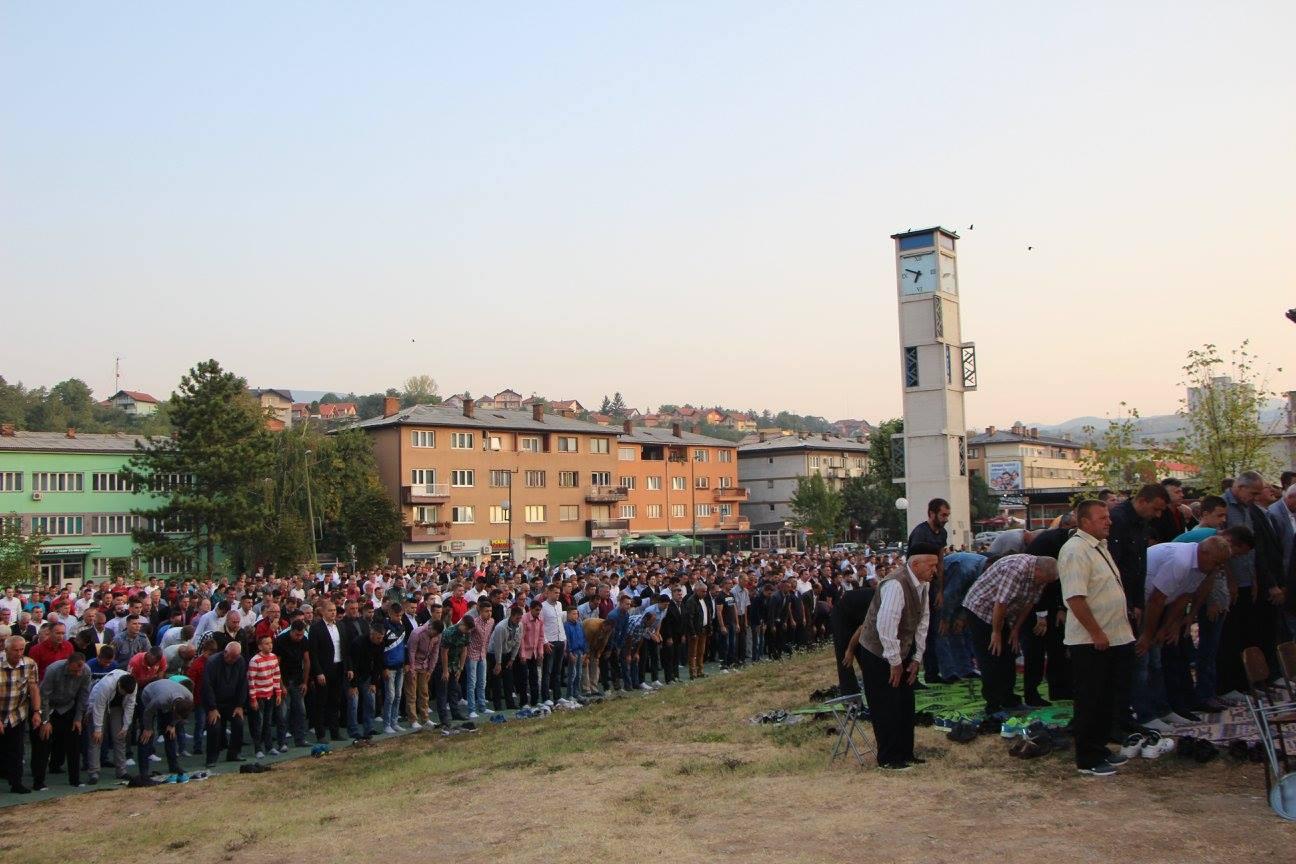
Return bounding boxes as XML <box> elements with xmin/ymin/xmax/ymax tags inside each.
<box><xmin>303</xmin><ymin>449</ymin><xmax>318</xmax><ymax>566</ymax></box>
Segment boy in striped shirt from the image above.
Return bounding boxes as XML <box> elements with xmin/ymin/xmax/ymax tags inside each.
<box><xmin>247</xmin><ymin>635</ymin><xmax>284</xmax><ymax>759</ymax></box>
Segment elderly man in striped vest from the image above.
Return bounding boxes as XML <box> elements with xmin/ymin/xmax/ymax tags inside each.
<box><xmin>844</xmin><ymin>542</ymin><xmax>941</xmax><ymax>770</ymax></box>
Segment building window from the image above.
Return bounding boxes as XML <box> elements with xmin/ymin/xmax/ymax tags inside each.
<box><xmin>452</xmin><ymin>506</ymin><xmax>475</xmax><ymax>524</ymax></box>
<box><xmin>671</xmin><ymin>476</ymin><xmax>686</xmax><ymax>491</ymax></box>
<box><xmin>904</xmin><ymin>347</ymin><xmax>919</xmax><ymax>388</ymax></box>
<box><xmin>149</xmin><ymin>473</ymin><xmax>190</xmax><ymax>492</ymax></box>
<box><xmin>31</xmin><ymin>472</ymin><xmax>83</xmax><ymax>493</ymax></box>
<box><xmin>92</xmin><ymin>558</ymin><xmax>128</xmax><ymax>578</ymax></box>
<box><xmin>411</xmin><ymin>469</ymin><xmax>436</xmax><ymax>485</ymax></box>
<box><xmin>590</xmin><ymin>438</ymin><xmax>609</xmax><ymax>454</ymax></box>
<box><xmin>945</xmin><ymin>345</ymin><xmax>953</xmax><ymax>384</ymax></box>
<box><xmin>958</xmin><ymin>436</ymin><xmax>967</xmax><ymax>476</ymax></box>
<box><xmin>91</xmin><ymin>514</ymin><xmax>135</xmax><ymax>535</ymax></box>
<box><xmin>645</xmin><ymin>504</ymin><xmax>662</xmax><ymax>519</ymax></box>
<box><xmin>718</xmin><ymin>450</ymin><xmax>733</xmax><ymax>463</ymax></box>
<box><xmin>92</xmin><ymin>473</ymin><xmax>133</xmax><ymax>492</ymax></box>
<box><xmin>414</xmin><ymin>506</ymin><xmax>440</xmax><ymax>523</ymax></box>
<box><xmin>450</xmin><ymin>432</ymin><xmax>474</xmax><ymax>449</ymax></box>
<box><xmin>519</xmin><ymin>436</ymin><xmax>542</xmax><ymax>453</ymax></box>
<box><xmin>718</xmin><ymin>504</ymin><xmax>733</xmax><ymax>516</ymax></box>
<box><xmin>719</xmin><ymin>477</ymin><xmax>732</xmax><ymax>488</ymax></box>
<box><xmin>558</xmin><ymin>471</ymin><xmax>578</xmax><ymax>488</ymax></box>
<box><xmin>557</xmin><ymin>436</ymin><xmax>578</xmax><ymax>453</ymax></box>
<box><xmin>147</xmin><ymin>557</ymin><xmax>189</xmax><ymax>575</ymax></box>
<box><xmin>559</xmin><ymin>505</ymin><xmax>580</xmax><ymax>522</ymax></box>
<box><xmin>31</xmin><ymin>515</ymin><xmax>84</xmax><ymax>536</ymax></box>
<box><xmin>484</xmin><ymin>435</ymin><xmax>503</xmax><ymax>451</ymax></box>
<box><xmin>489</xmin><ymin>506</ymin><xmax>508</xmax><ymax>524</ymax></box>
<box><xmin>490</xmin><ymin>470</ymin><xmax>512</xmax><ymax>488</ymax></box>
<box><xmin>619</xmin><ymin>504</ymin><xmax>636</xmax><ymax>519</ymax></box>
<box><xmin>693</xmin><ymin>449</ymin><xmax>708</xmax><ymax>462</ymax></box>
<box><xmin>590</xmin><ymin>471</ymin><xmax>611</xmax><ymax>486</ymax></box>
<box><xmin>933</xmin><ymin>297</ymin><xmax>943</xmax><ymax>338</ymax></box>
<box><xmin>450</xmin><ymin>470</ymin><xmax>474</xmax><ymax>487</ymax></box>
<box><xmin>524</xmin><ymin>470</ymin><xmax>545</xmax><ymax>488</ymax></box>
<box><xmin>694</xmin><ymin>477</ymin><xmax>710</xmax><ymax>489</ymax></box>
<box><xmin>147</xmin><ymin>516</ymin><xmax>185</xmax><ymax>534</ymax></box>
<box><xmin>0</xmin><ymin>472</ymin><xmax>22</xmax><ymax>492</ymax></box>
<box><xmin>646</xmin><ymin>476</ymin><xmax>662</xmax><ymax>491</ymax></box>
<box><xmin>695</xmin><ymin>504</ymin><xmax>711</xmax><ymax>518</ymax></box>
<box><xmin>411</xmin><ymin>430</ymin><xmax>436</xmax><ymax>448</ymax></box>
<box><xmin>618</xmin><ymin>447</ymin><xmax>636</xmax><ymax>461</ymax></box>
<box><xmin>671</xmin><ymin>504</ymin><xmax>686</xmax><ymax>519</ymax></box>
<box><xmin>767</xmin><ymin>479</ymin><xmax>774</xmax><ymax>489</ymax></box>
<box><xmin>524</xmin><ymin>505</ymin><xmax>546</xmax><ymax>523</ymax></box>
<box><xmin>618</xmin><ymin>476</ymin><xmax>636</xmax><ymax>490</ymax></box>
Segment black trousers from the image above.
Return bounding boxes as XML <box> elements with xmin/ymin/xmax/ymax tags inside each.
<box><xmin>313</xmin><ymin>663</ymin><xmax>344</xmax><ymax>740</ymax></box>
<box><xmin>205</xmin><ymin>706</ymin><xmax>245</xmax><ymax>765</ymax></box>
<box><xmin>31</xmin><ymin>709</ymin><xmax>81</xmax><ymax>787</ymax></box>
<box><xmin>968</xmin><ymin>616</ymin><xmax>1018</xmax><ymax>713</ymax></box>
<box><xmin>1</xmin><ymin>720</ymin><xmax>25</xmax><ymax>790</ymax></box>
<box><xmin>921</xmin><ymin>588</ymin><xmax>941</xmax><ymax>682</ymax></box>
<box><xmin>1022</xmin><ymin>614</ymin><xmax>1072</xmax><ymax>699</ymax></box>
<box><xmin>661</xmin><ymin>639</ymin><xmax>678</xmax><ymax>682</ymax></box>
<box><xmin>1070</xmin><ymin>642</ymin><xmax>1133</xmax><ymax>769</ymax></box>
<box><xmin>831</xmin><ymin>624</ymin><xmax>861</xmax><ymax>697</ymax></box>
<box><xmin>1218</xmin><ymin>589</ymin><xmax>1277</xmax><ymax>695</ymax></box>
<box><xmin>488</xmin><ymin>654</ymin><xmax>515</xmax><ymax>710</ymax></box>
<box><xmin>859</xmin><ymin>647</ymin><xmax>915</xmax><ymax>767</ymax></box>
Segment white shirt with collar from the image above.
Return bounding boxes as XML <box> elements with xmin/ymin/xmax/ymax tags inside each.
<box><xmin>540</xmin><ymin>599</ymin><xmax>566</xmax><ymax>642</ymax></box>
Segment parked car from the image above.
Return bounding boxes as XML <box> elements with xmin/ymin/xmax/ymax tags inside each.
<box><xmin>829</xmin><ymin>542</ymin><xmax>860</xmax><ymax>553</ymax></box>
<box><xmin>972</xmin><ymin>531</ymin><xmax>1001</xmax><ymax>552</ymax></box>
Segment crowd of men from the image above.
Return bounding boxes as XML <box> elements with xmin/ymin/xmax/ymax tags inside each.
<box><xmin>0</xmin><ymin>546</ymin><xmax>904</xmax><ymax>795</ymax></box>
<box><xmin>834</xmin><ymin>471</ymin><xmax>1296</xmax><ymax>775</ymax></box>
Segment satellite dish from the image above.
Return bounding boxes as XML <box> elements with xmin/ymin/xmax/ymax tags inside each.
<box><xmin>895</xmin><ymin>497</ymin><xmax>909</xmax><ymax>511</ymax></box>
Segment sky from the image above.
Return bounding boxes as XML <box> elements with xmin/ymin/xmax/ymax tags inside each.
<box><xmin>3</xmin><ymin>2</ymin><xmax>1294</xmax><ymax>427</ymax></box>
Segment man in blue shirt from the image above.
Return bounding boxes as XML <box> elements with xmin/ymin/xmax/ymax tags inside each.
<box><xmin>935</xmin><ymin>552</ymin><xmax>986</xmax><ymax>682</ymax></box>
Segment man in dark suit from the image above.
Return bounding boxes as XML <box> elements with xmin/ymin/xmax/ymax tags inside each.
<box><xmin>308</xmin><ymin>600</ymin><xmax>350</xmax><ymax>743</ymax></box>
<box><xmin>830</xmin><ymin>581</ymin><xmax>875</xmax><ymax>696</ymax></box>
<box><xmin>1268</xmin><ymin>484</ymin><xmax>1296</xmax><ymax>639</ymax></box>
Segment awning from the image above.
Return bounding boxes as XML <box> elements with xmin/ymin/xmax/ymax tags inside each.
<box><xmin>39</xmin><ymin>546</ymin><xmax>99</xmax><ymax>557</ymax></box>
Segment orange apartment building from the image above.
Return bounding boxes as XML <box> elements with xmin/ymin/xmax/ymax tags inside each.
<box><xmin>355</xmin><ymin>397</ymin><xmax>627</xmax><ymax>564</ymax></box>
<box><xmin>615</xmin><ymin>421</ymin><xmax>749</xmax><ymax>552</ymax></box>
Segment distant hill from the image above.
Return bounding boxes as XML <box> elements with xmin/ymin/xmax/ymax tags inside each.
<box><xmin>1030</xmin><ymin>399</ymin><xmax>1288</xmax><ymax>445</ymax></box>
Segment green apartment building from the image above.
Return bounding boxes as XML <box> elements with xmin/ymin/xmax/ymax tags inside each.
<box><xmin>0</xmin><ymin>427</ymin><xmax>186</xmax><ymax>587</ymax></box>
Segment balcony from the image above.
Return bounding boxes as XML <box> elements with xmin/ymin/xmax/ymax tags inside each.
<box><xmin>713</xmin><ymin>486</ymin><xmax>749</xmax><ymax>502</ymax></box>
<box><xmin>405</xmin><ymin>522</ymin><xmax>451</xmax><ymax>543</ymax></box>
<box><xmin>717</xmin><ymin>516</ymin><xmax>751</xmax><ymax>531</ymax></box>
<box><xmin>402</xmin><ymin>483</ymin><xmax>451</xmax><ymax>505</ymax></box>
<box><xmin>587</xmin><ymin>518</ymin><xmax>631</xmax><ymax>539</ymax></box>
<box><xmin>585</xmin><ymin>485</ymin><xmax>629</xmax><ymax>503</ymax></box>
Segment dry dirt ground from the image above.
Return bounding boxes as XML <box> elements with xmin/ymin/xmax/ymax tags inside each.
<box><xmin>1</xmin><ymin>648</ymin><xmax>1290</xmax><ymax>864</ymax></box>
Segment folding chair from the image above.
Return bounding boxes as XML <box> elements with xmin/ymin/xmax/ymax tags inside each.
<box><xmin>1275</xmin><ymin>642</ymin><xmax>1296</xmax><ymax>702</ymax></box>
<box><xmin>824</xmin><ymin>693</ymin><xmax>874</xmax><ymax>767</ymax></box>
<box><xmin>1242</xmin><ymin>647</ymin><xmax>1296</xmax><ymax>820</ymax></box>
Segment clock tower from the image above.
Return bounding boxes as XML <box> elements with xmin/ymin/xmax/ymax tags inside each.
<box><xmin>891</xmin><ymin>227</ymin><xmax>976</xmax><ymax>545</ymax></box>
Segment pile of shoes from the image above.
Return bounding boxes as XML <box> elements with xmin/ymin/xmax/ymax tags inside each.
<box><xmin>238</xmin><ymin>763</ymin><xmax>273</xmax><ymax>774</ymax></box>
<box><xmin>489</xmin><ymin>713</ymin><xmax>509</xmax><ymax>724</ymax></box>
<box><xmin>809</xmin><ymin>686</ymin><xmax>841</xmax><ymax>702</ymax></box>
<box><xmin>751</xmin><ymin>709</ymin><xmax>790</xmax><ymax>725</ymax></box>
<box><xmin>1117</xmin><ymin>731</ymin><xmax>1177</xmax><ymax>760</ymax></box>
<box><xmin>948</xmin><ymin>719</ymin><xmax>979</xmax><ymax>744</ymax></box>
<box><xmin>554</xmin><ymin>698</ymin><xmax>584</xmax><ymax>710</ymax></box>
<box><xmin>1226</xmin><ymin>739</ymin><xmax>1265</xmax><ymax>763</ymax></box>
<box><xmin>310</xmin><ymin>743</ymin><xmax>331</xmax><ymax>758</ymax></box>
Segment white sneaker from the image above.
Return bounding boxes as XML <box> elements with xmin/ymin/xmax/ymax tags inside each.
<box><xmin>1118</xmin><ymin>734</ymin><xmax>1146</xmax><ymax>759</ymax></box>
<box><xmin>148</xmin><ymin>754</ymin><xmax>162</xmax><ymax>763</ymax></box>
<box><xmin>543</xmin><ymin>700</ymin><xmax>554</xmax><ymax>708</ymax></box>
<box><xmin>255</xmin><ymin>751</ymin><xmax>265</xmax><ymax>759</ymax></box>
<box><xmin>1142</xmin><ymin>718</ymin><xmax>1174</xmax><ymax>734</ymax></box>
<box><xmin>383</xmin><ymin>725</ymin><xmax>397</xmax><ymax>735</ymax></box>
<box><xmin>125</xmin><ymin>758</ymin><xmax>136</xmax><ymax>767</ymax></box>
<box><xmin>393</xmin><ymin>723</ymin><xmax>407</xmax><ymax>732</ymax></box>
<box><xmin>1141</xmin><ymin>734</ymin><xmax>1177</xmax><ymax>759</ymax></box>
<box><xmin>410</xmin><ymin>721</ymin><xmax>423</xmax><ymax>731</ymax></box>
<box><xmin>269</xmin><ymin>747</ymin><xmax>282</xmax><ymax>755</ymax></box>
<box><xmin>482</xmin><ymin>708</ymin><xmax>495</xmax><ymax>715</ymax></box>
<box><xmin>639</xmin><ymin>683</ymin><xmax>653</xmax><ymax>691</ymax></box>
<box><xmin>457</xmin><ymin>698</ymin><xmax>468</xmax><ymax>706</ymax></box>
<box><xmin>650</xmin><ymin>681</ymin><xmax>663</xmax><ymax>690</ymax></box>
<box><xmin>468</xmin><ymin>711</ymin><xmax>478</xmax><ymax>719</ymax></box>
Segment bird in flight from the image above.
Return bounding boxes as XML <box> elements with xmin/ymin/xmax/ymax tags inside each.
<box><xmin>1027</xmin><ymin>246</ymin><xmax>1033</xmax><ymax>251</ymax></box>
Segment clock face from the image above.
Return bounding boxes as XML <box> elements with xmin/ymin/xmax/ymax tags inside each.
<box><xmin>939</xmin><ymin>253</ymin><xmax>957</xmax><ymax>294</ymax></box>
<box><xmin>899</xmin><ymin>252</ymin><xmax>936</xmax><ymax>294</ymax></box>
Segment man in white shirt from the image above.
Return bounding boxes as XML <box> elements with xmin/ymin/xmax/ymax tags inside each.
<box><xmin>1135</xmin><ymin>537</ymin><xmax>1231</xmax><ymax>731</ymax></box>
<box><xmin>538</xmin><ymin>585</ymin><xmax>567</xmax><ymax>706</ymax></box>
<box><xmin>843</xmin><ymin>542</ymin><xmax>940</xmax><ymax>770</ymax></box>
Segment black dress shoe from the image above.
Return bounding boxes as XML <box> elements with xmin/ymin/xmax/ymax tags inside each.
<box><xmin>908</xmin><ymin>755</ymin><xmax>928</xmax><ymax>765</ymax></box>
<box><xmin>878</xmin><ymin>762</ymin><xmax>913</xmax><ymax>771</ymax></box>
<box><xmin>1025</xmin><ymin>694</ymin><xmax>1052</xmax><ymax>707</ymax></box>
<box><xmin>912</xmin><ymin>681</ymin><xmax>929</xmax><ymax>691</ymax></box>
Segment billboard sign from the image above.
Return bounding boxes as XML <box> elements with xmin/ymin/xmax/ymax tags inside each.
<box><xmin>988</xmin><ymin>460</ymin><xmax>1024</xmax><ymax>492</ymax></box>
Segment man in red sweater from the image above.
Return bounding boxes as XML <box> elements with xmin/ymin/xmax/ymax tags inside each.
<box><xmin>27</xmin><ymin>622</ymin><xmax>72</xmax><ymax>681</ymax></box>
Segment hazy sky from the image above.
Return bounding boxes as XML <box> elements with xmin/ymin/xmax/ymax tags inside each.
<box><xmin>4</xmin><ymin>3</ymin><xmax>1294</xmax><ymax>426</ymax></box>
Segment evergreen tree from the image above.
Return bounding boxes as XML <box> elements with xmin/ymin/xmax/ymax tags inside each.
<box><xmin>125</xmin><ymin>360</ymin><xmax>273</xmax><ymax>578</ymax></box>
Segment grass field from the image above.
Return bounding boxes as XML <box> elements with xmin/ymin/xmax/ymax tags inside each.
<box><xmin>0</xmin><ymin>648</ymin><xmax>1290</xmax><ymax>863</ymax></box>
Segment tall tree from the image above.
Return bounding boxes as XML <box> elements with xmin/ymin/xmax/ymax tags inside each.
<box><xmin>1080</xmin><ymin>403</ymin><xmax>1173</xmax><ymax>489</ymax></box>
<box><xmin>125</xmin><ymin>360</ymin><xmax>273</xmax><ymax>578</ymax></box>
<box><xmin>789</xmin><ymin>473</ymin><xmax>844</xmax><ymax>546</ymax></box>
<box><xmin>609</xmin><ymin>392</ymin><xmax>628</xmax><ymax>419</ymax></box>
<box><xmin>969</xmin><ymin>472</ymin><xmax>998</xmax><ymax>522</ymax></box>
<box><xmin>1178</xmin><ymin>341</ymin><xmax>1281</xmax><ymax>489</ymax></box>
<box><xmin>840</xmin><ymin>418</ymin><xmax>907</xmax><ymax>542</ymax></box>
<box><xmin>402</xmin><ymin>375</ymin><xmax>440</xmax><ymax>407</ymax></box>
<box><xmin>0</xmin><ymin>515</ymin><xmax>45</xmax><ymax>587</ymax></box>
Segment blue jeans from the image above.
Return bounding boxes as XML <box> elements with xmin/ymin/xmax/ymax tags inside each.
<box><xmin>1194</xmin><ymin>607</ymin><xmax>1225</xmax><ymax>703</ymax></box>
<box><xmin>464</xmin><ymin>658</ymin><xmax>487</xmax><ymax>713</ymax></box>
<box><xmin>348</xmin><ymin>680</ymin><xmax>377</xmax><ymax>737</ymax></box>
<box><xmin>281</xmin><ymin>679</ymin><xmax>307</xmax><ymax>746</ymax></box>
<box><xmin>565</xmin><ymin>653</ymin><xmax>583</xmax><ymax>700</ymax></box>
<box><xmin>935</xmin><ymin>625</ymin><xmax>976</xmax><ymax>679</ymax></box>
<box><xmin>723</xmin><ymin>627</ymin><xmax>737</xmax><ymax>666</ymax></box>
<box><xmin>250</xmin><ymin>701</ymin><xmax>279</xmax><ymax>752</ymax></box>
<box><xmin>1133</xmin><ymin>645</ymin><xmax>1170</xmax><ymax>723</ymax></box>
<box><xmin>540</xmin><ymin>641</ymin><xmax>566</xmax><ymax>703</ymax></box>
<box><xmin>382</xmin><ymin>668</ymin><xmax>404</xmax><ymax>728</ymax></box>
